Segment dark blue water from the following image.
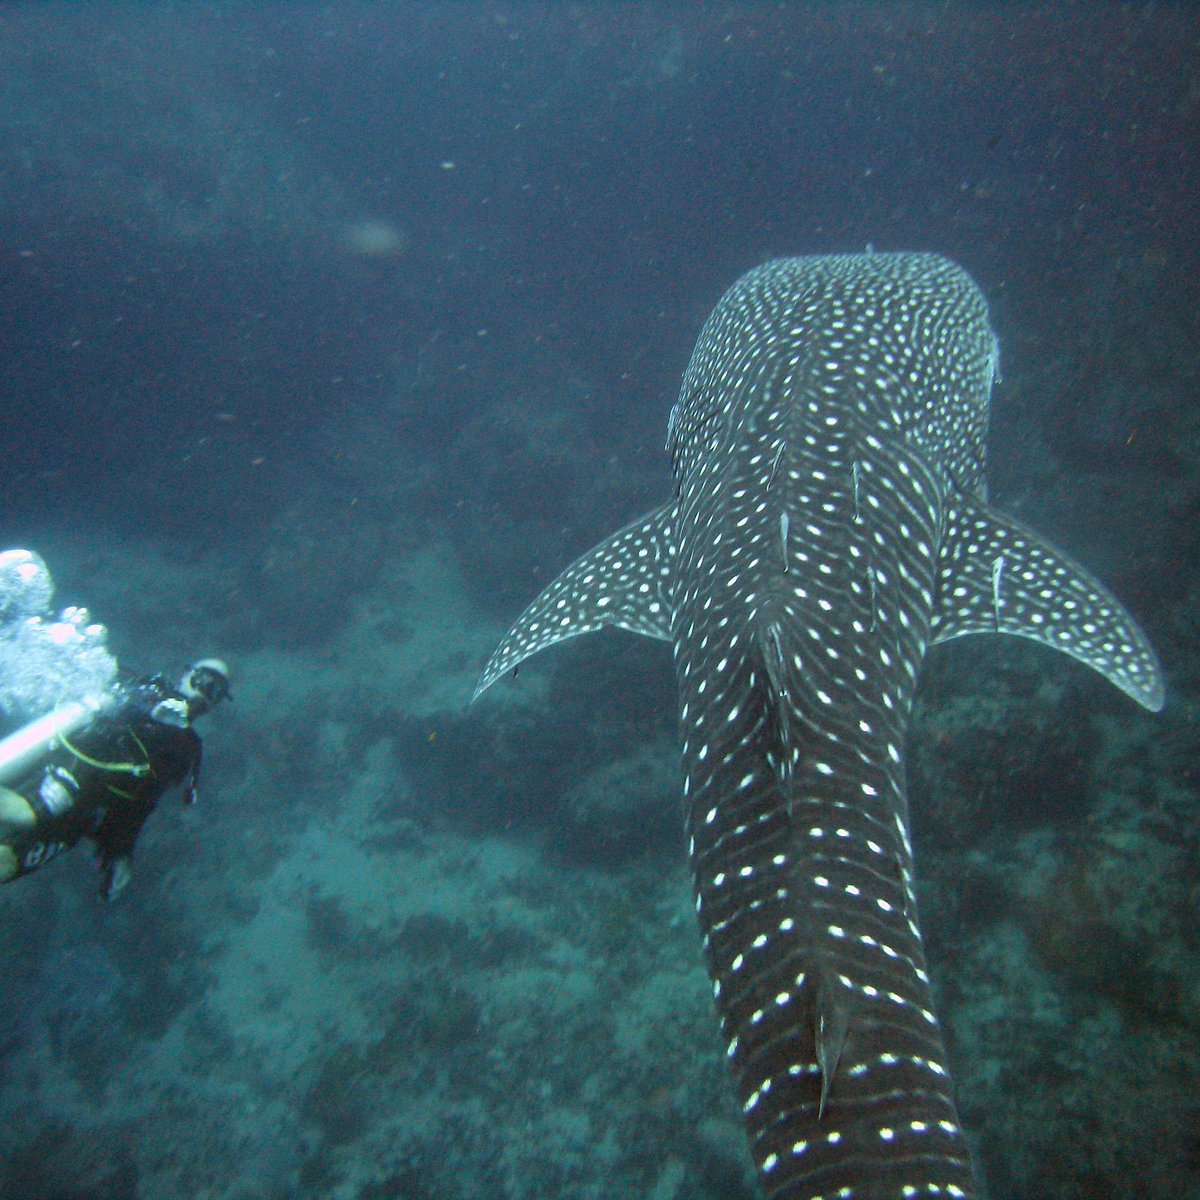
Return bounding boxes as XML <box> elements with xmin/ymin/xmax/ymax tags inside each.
<box><xmin>0</xmin><ymin>5</ymin><xmax>1197</xmax><ymax>1199</ymax></box>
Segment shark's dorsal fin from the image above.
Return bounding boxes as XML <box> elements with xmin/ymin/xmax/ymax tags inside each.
<box><xmin>932</xmin><ymin>496</ymin><xmax>1164</xmax><ymax>711</ymax></box>
<box><xmin>474</xmin><ymin>503</ymin><xmax>675</xmax><ymax>699</ymax></box>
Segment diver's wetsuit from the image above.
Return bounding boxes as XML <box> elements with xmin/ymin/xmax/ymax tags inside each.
<box><xmin>2</xmin><ymin>674</ymin><xmax>202</xmax><ymax>891</ymax></box>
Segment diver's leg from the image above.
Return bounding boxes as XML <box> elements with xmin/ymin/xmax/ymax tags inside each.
<box><xmin>0</xmin><ymin>785</ymin><xmax>69</xmax><ymax>885</ymax></box>
<box><xmin>0</xmin><ymin>786</ymin><xmax>36</xmax><ymax>882</ymax></box>
<box><xmin>0</xmin><ymin>785</ymin><xmax>36</xmax><ymax>835</ymax></box>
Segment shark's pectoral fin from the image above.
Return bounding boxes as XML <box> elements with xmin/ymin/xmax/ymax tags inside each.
<box><xmin>932</xmin><ymin>497</ymin><xmax>1164</xmax><ymax>711</ymax></box>
<box><xmin>473</xmin><ymin>503</ymin><xmax>676</xmax><ymax>700</ymax></box>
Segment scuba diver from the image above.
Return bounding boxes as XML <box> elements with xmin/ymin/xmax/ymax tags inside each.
<box><xmin>0</xmin><ymin>659</ymin><xmax>231</xmax><ymax>900</ymax></box>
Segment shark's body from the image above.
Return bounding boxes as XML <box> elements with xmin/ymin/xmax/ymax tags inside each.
<box><xmin>475</xmin><ymin>252</ymin><xmax>1162</xmax><ymax>1198</ymax></box>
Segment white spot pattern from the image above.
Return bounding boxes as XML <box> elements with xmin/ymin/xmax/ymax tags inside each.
<box><xmin>475</xmin><ymin>252</ymin><xmax>1164</xmax><ymax>1200</ymax></box>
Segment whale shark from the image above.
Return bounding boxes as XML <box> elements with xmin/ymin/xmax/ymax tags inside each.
<box><xmin>474</xmin><ymin>252</ymin><xmax>1163</xmax><ymax>1199</ymax></box>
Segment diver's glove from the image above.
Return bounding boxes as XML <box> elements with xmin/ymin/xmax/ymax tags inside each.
<box><xmin>100</xmin><ymin>856</ymin><xmax>132</xmax><ymax>902</ymax></box>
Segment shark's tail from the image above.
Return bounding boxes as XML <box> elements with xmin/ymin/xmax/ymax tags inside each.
<box><xmin>679</xmin><ymin>615</ymin><xmax>979</xmax><ymax>1199</ymax></box>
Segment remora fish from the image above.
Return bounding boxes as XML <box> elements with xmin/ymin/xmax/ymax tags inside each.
<box><xmin>474</xmin><ymin>252</ymin><xmax>1163</xmax><ymax>1198</ymax></box>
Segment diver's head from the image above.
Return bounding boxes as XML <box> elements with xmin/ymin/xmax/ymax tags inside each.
<box><xmin>178</xmin><ymin>658</ymin><xmax>232</xmax><ymax>717</ymax></box>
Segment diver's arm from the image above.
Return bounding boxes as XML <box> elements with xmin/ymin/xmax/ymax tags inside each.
<box><xmin>182</xmin><ymin>742</ymin><xmax>203</xmax><ymax>806</ymax></box>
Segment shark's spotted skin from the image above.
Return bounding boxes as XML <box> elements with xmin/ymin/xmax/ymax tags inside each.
<box><xmin>477</xmin><ymin>505</ymin><xmax>676</xmax><ymax>681</ymax></box>
<box><xmin>931</xmin><ymin>501</ymin><xmax>1163</xmax><ymax>708</ymax></box>
<box><xmin>476</xmin><ymin>252</ymin><xmax>1163</xmax><ymax>1198</ymax></box>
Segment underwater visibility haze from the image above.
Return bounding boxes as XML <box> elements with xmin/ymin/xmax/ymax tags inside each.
<box><xmin>0</xmin><ymin>5</ymin><xmax>1198</xmax><ymax>1199</ymax></box>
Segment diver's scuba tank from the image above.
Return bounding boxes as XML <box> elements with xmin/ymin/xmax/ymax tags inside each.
<box><xmin>0</xmin><ymin>695</ymin><xmax>110</xmax><ymax>787</ymax></box>
<box><xmin>0</xmin><ymin>697</ymin><xmax>111</xmax><ymax>881</ymax></box>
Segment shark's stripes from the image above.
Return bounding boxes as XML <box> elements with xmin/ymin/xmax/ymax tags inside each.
<box><xmin>476</xmin><ymin>251</ymin><xmax>1163</xmax><ymax>1198</ymax></box>
<box><xmin>672</xmin><ymin>266</ymin><xmax>975</xmax><ymax>1194</ymax></box>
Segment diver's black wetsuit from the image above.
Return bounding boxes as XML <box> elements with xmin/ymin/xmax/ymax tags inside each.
<box><xmin>4</xmin><ymin>675</ymin><xmax>202</xmax><ymax>890</ymax></box>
